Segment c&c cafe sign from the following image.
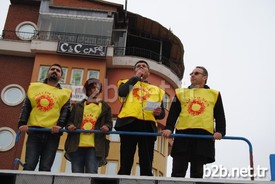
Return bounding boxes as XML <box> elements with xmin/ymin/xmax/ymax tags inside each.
<box><xmin>57</xmin><ymin>42</ymin><xmax>107</xmax><ymax>57</ymax></box>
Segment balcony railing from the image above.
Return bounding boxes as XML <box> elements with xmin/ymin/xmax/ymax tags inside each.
<box><xmin>1</xmin><ymin>30</ymin><xmax>111</xmax><ymax>45</ymax></box>
<box><xmin>114</xmin><ymin>47</ymin><xmax>183</xmax><ymax>78</ymax></box>
<box><xmin>0</xmin><ymin>30</ymin><xmax>182</xmax><ymax>79</ymax></box>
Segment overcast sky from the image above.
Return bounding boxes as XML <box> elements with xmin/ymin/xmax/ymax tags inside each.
<box><xmin>1</xmin><ymin>0</ymin><xmax>275</xmax><ymax>181</ymax></box>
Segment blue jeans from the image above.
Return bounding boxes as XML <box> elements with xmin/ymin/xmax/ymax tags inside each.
<box><xmin>24</xmin><ymin>131</ymin><xmax>60</xmax><ymax>171</ymax></box>
<box><xmin>70</xmin><ymin>147</ymin><xmax>99</xmax><ymax>173</ymax></box>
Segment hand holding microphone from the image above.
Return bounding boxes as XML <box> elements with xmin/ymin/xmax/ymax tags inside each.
<box><xmin>135</xmin><ymin>67</ymin><xmax>145</xmax><ymax>81</ymax></box>
<box><xmin>140</xmin><ymin>74</ymin><xmax>143</xmax><ymax>80</ymax></box>
<box><xmin>137</xmin><ymin>69</ymin><xmax>144</xmax><ymax>80</ymax></box>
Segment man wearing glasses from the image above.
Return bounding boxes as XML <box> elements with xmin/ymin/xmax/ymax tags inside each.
<box><xmin>162</xmin><ymin>66</ymin><xmax>226</xmax><ymax>178</ymax></box>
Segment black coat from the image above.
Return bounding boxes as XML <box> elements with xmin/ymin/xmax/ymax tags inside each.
<box><xmin>165</xmin><ymin>85</ymin><xmax>226</xmax><ymax>163</ymax></box>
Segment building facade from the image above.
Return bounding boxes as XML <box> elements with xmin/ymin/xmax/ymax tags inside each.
<box><xmin>0</xmin><ymin>0</ymin><xmax>184</xmax><ymax>176</ymax></box>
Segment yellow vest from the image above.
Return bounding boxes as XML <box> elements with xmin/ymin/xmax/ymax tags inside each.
<box><xmin>27</xmin><ymin>82</ymin><xmax>71</xmax><ymax>128</ymax></box>
<box><xmin>175</xmin><ymin>88</ymin><xmax>219</xmax><ymax>133</ymax></box>
<box><xmin>79</xmin><ymin>102</ymin><xmax>102</xmax><ymax>147</ymax></box>
<box><xmin>118</xmin><ymin>79</ymin><xmax>165</xmax><ymax>124</ymax></box>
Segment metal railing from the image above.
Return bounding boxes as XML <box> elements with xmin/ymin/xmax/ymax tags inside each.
<box><xmin>1</xmin><ymin>30</ymin><xmax>111</xmax><ymax>45</ymax></box>
<box><xmin>113</xmin><ymin>46</ymin><xmax>183</xmax><ymax>78</ymax></box>
<box><xmin>14</xmin><ymin>127</ymin><xmax>254</xmax><ymax>180</ymax></box>
<box><xmin>1</xmin><ymin>30</ymin><xmax>183</xmax><ymax>79</ymax></box>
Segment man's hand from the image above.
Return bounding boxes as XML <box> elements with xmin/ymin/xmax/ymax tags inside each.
<box><xmin>153</xmin><ymin>107</ymin><xmax>162</xmax><ymax>116</ymax></box>
<box><xmin>67</xmin><ymin>124</ymin><xmax>77</xmax><ymax>131</ymax></box>
<box><xmin>161</xmin><ymin>129</ymin><xmax>172</xmax><ymax>138</ymax></box>
<box><xmin>213</xmin><ymin>132</ymin><xmax>223</xmax><ymax>140</ymax></box>
<box><xmin>100</xmin><ymin>125</ymin><xmax>109</xmax><ymax>132</ymax></box>
<box><xmin>51</xmin><ymin>126</ymin><xmax>61</xmax><ymax>134</ymax></box>
<box><xmin>19</xmin><ymin>125</ymin><xmax>28</xmax><ymax>133</ymax></box>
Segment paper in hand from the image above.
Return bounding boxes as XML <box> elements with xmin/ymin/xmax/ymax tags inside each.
<box><xmin>143</xmin><ymin>101</ymin><xmax>161</xmax><ymax>111</ymax></box>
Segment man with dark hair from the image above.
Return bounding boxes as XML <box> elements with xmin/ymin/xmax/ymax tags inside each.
<box><xmin>162</xmin><ymin>66</ymin><xmax>226</xmax><ymax>178</ymax></box>
<box><xmin>115</xmin><ymin>60</ymin><xmax>165</xmax><ymax>176</ymax></box>
<box><xmin>18</xmin><ymin>64</ymin><xmax>71</xmax><ymax>171</ymax></box>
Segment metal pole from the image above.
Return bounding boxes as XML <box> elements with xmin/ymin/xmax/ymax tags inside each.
<box><xmin>15</xmin><ymin>128</ymin><xmax>254</xmax><ymax>180</ymax></box>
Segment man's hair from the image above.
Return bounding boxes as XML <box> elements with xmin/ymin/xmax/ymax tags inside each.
<box><xmin>48</xmin><ymin>64</ymin><xmax>63</xmax><ymax>76</ymax></box>
<box><xmin>134</xmin><ymin>60</ymin><xmax>150</xmax><ymax>69</ymax></box>
<box><xmin>196</xmin><ymin>66</ymin><xmax>208</xmax><ymax>76</ymax></box>
<box><xmin>196</xmin><ymin>66</ymin><xmax>208</xmax><ymax>84</ymax></box>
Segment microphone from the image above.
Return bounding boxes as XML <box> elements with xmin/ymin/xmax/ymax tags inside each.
<box><xmin>140</xmin><ymin>74</ymin><xmax>143</xmax><ymax>80</ymax></box>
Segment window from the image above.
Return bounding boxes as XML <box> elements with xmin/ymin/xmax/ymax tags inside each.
<box><xmin>159</xmin><ymin>136</ymin><xmax>166</xmax><ymax>155</ymax></box>
<box><xmin>60</xmin><ymin>67</ymin><xmax>68</xmax><ymax>84</ymax></box>
<box><xmin>163</xmin><ymin>93</ymin><xmax>170</xmax><ymax>109</ymax></box>
<box><xmin>154</xmin><ymin>137</ymin><xmax>158</xmax><ymax>151</ymax></box>
<box><xmin>65</xmin><ymin>160</ymin><xmax>72</xmax><ymax>173</ymax></box>
<box><xmin>135</xmin><ymin>164</ymin><xmax>140</xmax><ymax>176</ymax></box>
<box><xmin>105</xmin><ymin>161</ymin><xmax>118</xmax><ymax>175</ymax></box>
<box><xmin>51</xmin><ymin>150</ymin><xmax>63</xmax><ymax>172</ymax></box>
<box><xmin>0</xmin><ymin>127</ymin><xmax>16</xmax><ymax>151</ymax></box>
<box><xmin>16</xmin><ymin>21</ymin><xmax>37</xmax><ymax>40</ymax></box>
<box><xmin>87</xmin><ymin>70</ymin><xmax>99</xmax><ymax>79</ymax></box>
<box><xmin>109</xmin><ymin>119</ymin><xmax>119</xmax><ymax>142</ymax></box>
<box><xmin>1</xmin><ymin>84</ymin><xmax>25</xmax><ymax>106</ymax></box>
<box><xmin>38</xmin><ymin>66</ymin><xmax>49</xmax><ymax>82</ymax></box>
<box><xmin>70</xmin><ymin>69</ymin><xmax>83</xmax><ymax>86</ymax></box>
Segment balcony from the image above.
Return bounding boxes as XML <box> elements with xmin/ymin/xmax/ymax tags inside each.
<box><xmin>0</xmin><ymin>30</ymin><xmax>182</xmax><ymax>79</ymax></box>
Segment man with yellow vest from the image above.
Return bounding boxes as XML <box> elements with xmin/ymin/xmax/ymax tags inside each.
<box><xmin>115</xmin><ymin>60</ymin><xmax>165</xmax><ymax>176</ymax></box>
<box><xmin>18</xmin><ymin>64</ymin><xmax>71</xmax><ymax>171</ymax></box>
<box><xmin>162</xmin><ymin>66</ymin><xmax>226</xmax><ymax>178</ymax></box>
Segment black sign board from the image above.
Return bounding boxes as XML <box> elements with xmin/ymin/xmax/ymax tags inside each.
<box><xmin>57</xmin><ymin>42</ymin><xmax>107</xmax><ymax>57</ymax></box>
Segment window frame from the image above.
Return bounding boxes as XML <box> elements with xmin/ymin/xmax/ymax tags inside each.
<box><xmin>1</xmin><ymin>84</ymin><xmax>25</xmax><ymax>106</ymax></box>
<box><xmin>15</xmin><ymin>21</ymin><xmax>37</xmax><ymax>40</ymax></box>
<box><xmin>0</xmin><ymin>127</ymin><xmax>16</xmax><ymax>152</ymax></box>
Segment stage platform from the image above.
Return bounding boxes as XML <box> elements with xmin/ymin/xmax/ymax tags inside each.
<box><xmin>0</xmin><ymin>170</ymin><xmax>274</xmax><ymax>184</ymax></box>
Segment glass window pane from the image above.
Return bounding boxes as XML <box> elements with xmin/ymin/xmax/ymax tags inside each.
<box><xmin>70</xmin><ymin>69</ymin><xmax>83</xmax><ymax>86</ymax></box>
<box><xmin>16</xmin><ymin>21</ymin><xmax>37</xmax><ymax>40</ymax></box>
<box><xmin>38</xmin><ymin>66</ymin><xmax>49</xmax><ymax>82</ymax></box>
<box><xmin>87</xmin><ymin>70</ymin><xmax>99</xmax><ymax>79</ymax></box>
<box><xmin>135</xmin><ymin>164</ymin><xmax>140</xmax><ymax>176</ymax></box>
<box><xmin>163</xmin><ymin>94</ymin><xmax>170</xmax><ymax>109</ymax></box>
<box><xmin>65</xmin><ymin>160</ymin><xmax>72</xmax><ymax>173</ymax></box>
<box><xmin>1</xmin><ymin>84</ymin><xmax>25</xmax><ymax>106</ymax></box>
<box><xmin>60</xmin><ymin>68</ymin><xmax>68</xmax><ymax>84</ymax></box>
<box><xmin>105</xmin><ymin>161</ymin><xmax>118</xmax><ymax>175</ymax></box>
<box><xmin>0</xmin><ymin>127</ymin><xmax>16</xmax><ymax>151</ymax></box>
<box><xmin>109</xmin><ymin>119</ymin><xmax>119</xmax><ymax>142</ymax></box>
<box><xmin>4</xmin><ymin>88</ymin><xmax>22</xmax><ymax>103</ymax></box>
<box><xmin>51</xmin><ymin>150</ymin><xmax>63</xmax><ymax>172</ymax></box>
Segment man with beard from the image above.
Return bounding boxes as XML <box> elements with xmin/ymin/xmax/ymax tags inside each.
<box><xmin>18</xmin><ymin>64</ymin><xmax>72</xmax><ymax>171</ymax></box>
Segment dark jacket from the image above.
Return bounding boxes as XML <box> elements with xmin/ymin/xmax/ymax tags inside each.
<box><xmin>18</xmin><ymin>80</ymin><xmax>71</xmax><ymax>128</ymax></box>
<box><xmin>165</xmin><ymin>85</ymin><xmax>226</xmax><ymax>163</ymax></box>
<box><xmin>64</xmin><ymin>99</ymin><xmax>112</xmax><ymax>166</ymax></box>
<box><xmin>114</xmin><ymin>76</ymin><xmax>165</xmax><ymax>132</ymax></box>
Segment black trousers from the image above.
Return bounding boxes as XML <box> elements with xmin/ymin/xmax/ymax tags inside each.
<box><xmin>171</xmin><ymin>152</ymin><xmax>208</xmax><ymax>178</ymax></box>
<box><xmin>117</xmin><ymin>120</ymin><xmax>156</xmax><ymax>176</ymax></box>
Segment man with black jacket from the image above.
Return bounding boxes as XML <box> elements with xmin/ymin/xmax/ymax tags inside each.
<box><xmin>162</xmin><ymin>66</ymin><xmax>226</xmax><ymax>178</ymax></box>
<box><xmin>18</xmin><ymin>64</ymin><xmax>71</xmax><ymax>171</ymax></box>
<box><xmin>115</xmin><ymin>60</ymin><xmax>165</xmax><ymax>176</ymax></box>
